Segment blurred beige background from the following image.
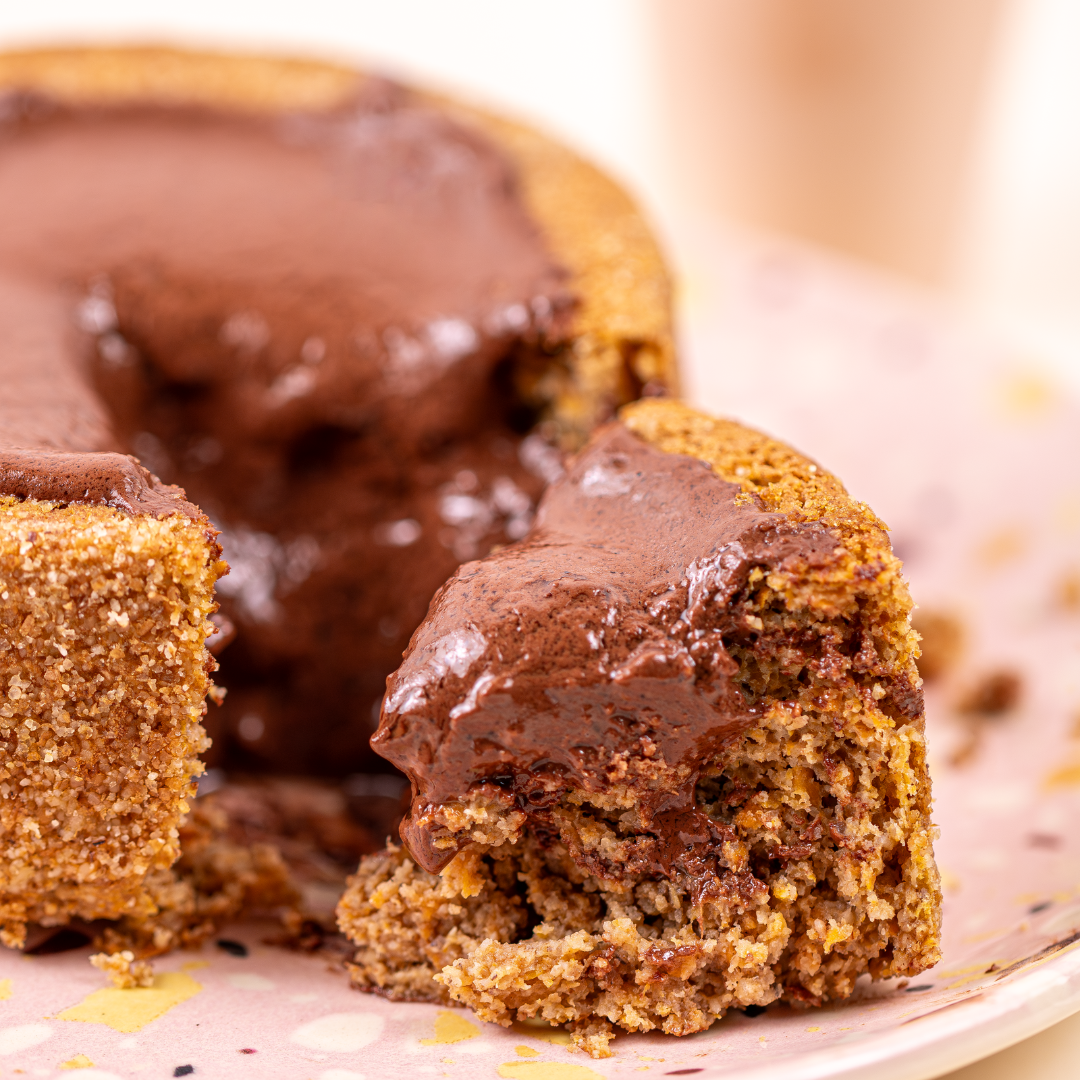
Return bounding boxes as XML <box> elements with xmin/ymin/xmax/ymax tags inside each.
<box><xmin>647</xmin><ymin>0</ymin><xmax>1080</xmax><ymax>391</ymax></box>
<box><xmin>2</xmin><ymin>2</ymin><xmax>1080</xmax><ymax>1075</ymax></box>
<box><xmin>650</xmin><ymin>0</ymin><xmax>1006</xmax><ymax>287</ymax></box>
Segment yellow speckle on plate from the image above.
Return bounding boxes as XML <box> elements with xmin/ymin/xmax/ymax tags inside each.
<box><xmin>57</xmin><ymin>971</ymin><xmax>202</xmax><ymax>1033</ymax></box>
<box><xmin>938</xmin><ymin>961</ymin><xmax>1005</xmax><ymax>981</ymax></box>
<box><xmin>181</xmin><ymin>960</ymin><xmax>209</xmax><ymax>971</ymax></box>
<box><xmin>419</xmin><ymin>1010</ymin><xmax>480</xmax><ymax>1046</ymax></box>
<box><xmin>60</xmin><ymin>1054</ymin><xmax>95</xmax><ymax>1069</ymax></box>
<box><xmin>998</xmin><ymin>371</ymin><xmax>1056</xmax><ymax>418</ymax></box>
<box><xmin>510</xmin><ymin>1019</ymin><xmax>573</xmax><ymax>1046</ymax></box>
<box><xmin>1045</xmin><ymin>758</ymin><xmax>1080</xmax><ymax>789</ymax></box>
<box><xmin>806</xmin><ymin>1026</ymin><xmax>820</xmax><ymax>1032</ymax></box>
<box><xmin>976</xmin><ymin>528</ymin><xmax>1025</xmax><ymax>568</ymax></box>
<box><xmin>516</xmin><ymin>1045</ymin><xmax>541</xmax><ymax>1057</ymax></box>
<box><xmin>939</xmin><ymin>869</ymin><xmax>962</xmax><ymax>893</ymax></box>
<box><xmin>497</xmin><ymin>1064</ymin><xmax>604</xmax><ymax>1080</ymax></box>
<box><xmin>0</xmin><ymin>978</ymin><xmax>11</xmax><ymax>1000</ymax></box>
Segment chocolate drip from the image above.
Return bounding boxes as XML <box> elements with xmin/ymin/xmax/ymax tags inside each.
<box><xmin>373</xmin><ymin>423</ymin><xmax>845</xmax><ymax>876</ymax></box>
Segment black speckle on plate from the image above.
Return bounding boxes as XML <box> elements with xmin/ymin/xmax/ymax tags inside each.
<box><xmin>665</xmin><ymin>1071</ymin><xmax>704</xmax><ymax>1076</ymax></box>
<box><xmin>174</xmin><ymin>1067</ymin><xmax>195</xmax><ymax>1077</ymax></box>
<box><xmin>239</xmin><ymin>1048</ymin><xmax>257</xmax><ymax>1054</ymax></box>
<box><xmin>1029</xmin><ymin>900</ymin><xmax>1053</xmax><ymax>914</ymax></box>
<box><xmin>216</xmin><ymin>939</ymin><xmax>248</xmax><ymax>957</ymax></box>
<box><xmin>905</xmin><ymin>984</ymin><xmax>934</xmax><ymax>992</ymax></box>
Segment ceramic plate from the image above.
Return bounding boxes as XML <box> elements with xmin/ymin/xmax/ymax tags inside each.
<box><xmin>2</xmin><ymin>227</ymin><xmax>1079</xmax><ymax>1080</ymax></box>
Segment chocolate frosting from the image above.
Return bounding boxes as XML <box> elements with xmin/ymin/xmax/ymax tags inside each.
<box><xmin>0</xmin><ymin>80</ymin><xmax>574</xmax><ymax>772</ymax></box>
<box><xmin>0</xmin><ymin>81</ymin><xmax>568</xmax><ymax>469</ymax></box>
<box><xmin>373</xmin><ymin>423</ymin><xmax>845</xmax><ymax>876</ymax></box>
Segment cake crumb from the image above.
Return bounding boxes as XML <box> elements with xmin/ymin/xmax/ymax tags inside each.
<box><xmin>957</xmin><ymin>670</ymin><xmax>1022</xmax><ymax>715</ymax></box>
<box><xmin>911</xmin><ymin>610</ymin><xmax>964</xmax><ymax>681</ymax></box>
<box><xmin>90</xmin><ymin>950</ymin><xmax>154</xmax><ymax>988</ymax></box>
<box><xmin>949</xmin><ymin>669</ymin><xmax>1023</xmax><ymax>766</ymax></box>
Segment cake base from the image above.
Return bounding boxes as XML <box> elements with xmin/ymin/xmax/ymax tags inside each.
<box><xmin>339</xmin><ymin>701</ymin><xmax>938</xmax><ymax>1057</ymax></box>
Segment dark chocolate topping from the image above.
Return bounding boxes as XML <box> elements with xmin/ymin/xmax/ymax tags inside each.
<box><xmin>373</xmin><ymin>423</ymin><xmax>844</xmax><ymax>873</ymax></box>
<box><xmin>0</xmin><ymin>82</ymin><xmax>569</xmax><ymax>503</ymax></box>
<box><xmin>0</xmin><ymin>80</ymin><xmax>573</xmax><ymax>772</ymax></box>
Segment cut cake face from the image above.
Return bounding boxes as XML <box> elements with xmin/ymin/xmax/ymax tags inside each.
<box><xmin>339</xmin><ymin>397</ymin><xmax>941</xmax><ymax>1056</ymax></box>
<box><xmin>0</xmin><ymin>470</ymin><xmax>223</xmax><ymax>948</ymax></box>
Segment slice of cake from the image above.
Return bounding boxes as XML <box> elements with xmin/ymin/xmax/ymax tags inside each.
<box><xmin>339</xmin><ymin>398</ymin><xmax>941</xmax><ymax>1056</ymax></box>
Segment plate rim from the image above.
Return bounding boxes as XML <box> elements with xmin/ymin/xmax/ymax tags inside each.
<box><xmin>693</xmin><ymin>940</ymin><xmax>1080</xmax><ymax>1080</ymax></box>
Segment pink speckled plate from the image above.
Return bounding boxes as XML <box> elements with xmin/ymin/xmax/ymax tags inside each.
<box><xmin>2</xmin><ymin>226</ymin><xmax>1080</xmax><ymax>1080</ymax></box>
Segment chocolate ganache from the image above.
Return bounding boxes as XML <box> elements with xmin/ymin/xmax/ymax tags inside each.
<box><xmin>374</xmin><ymin>423</ymin><xmax>844</xmax><ymax>879</ymax></box>
<box><xmin>0</xmin><ymin>79</ymin><xmax>574</xmax><ymax>772</ymax></box>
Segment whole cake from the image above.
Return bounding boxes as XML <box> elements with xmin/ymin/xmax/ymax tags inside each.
<box><xmin>0</xmin><ymin>47</ymin><xmax>673</xmax><ymax>949</ymax></box>
<box><xmin>339</xmin><ymin>399</ymin><xmax>941</xmax><ymax>1056</ymax></box>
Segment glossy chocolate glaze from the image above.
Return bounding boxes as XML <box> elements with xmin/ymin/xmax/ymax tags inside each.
<box><xmin>374</xmin><ymin>423</ymin><xmax>845</xmax><ymax>882</ymax></box>
<box><xmin>0</xmin><ymin>80</ymin><xmax>572</xmax><ymax>772</ymax></box>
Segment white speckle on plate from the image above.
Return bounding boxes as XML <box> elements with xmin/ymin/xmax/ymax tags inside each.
<box><xmin>1039</xmin><ymin>905</ymin><xmax>1080</xmax><ymax>936</ymax></box>
<box><xmin>0</xmin><ymin>1023</ymin><xmax>52</xmax><ymax>1056</ymax></box>
<box><xmin>970</xmin><ymin>848</ymin><xmax>1007</xmax><ymax>870</ymax></box>
<box><xmin>290</xmin><ymin>1012</ymin><xmax>385</xmax><ymax>1052</ymax></box>
<box><xmin>228</xmin><ymin>973</ymin><xmax>276</xmax><ymax>991</ymax></box>
<box><xmin>455</xmin><ymin>1040</ymin><xmax>493</xmax><ymax>1054</ymax></box>
<box><xmin>965</xmin><ymin>785</ymin><xmax>1030</xmax><ymax>813</ymax></box>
